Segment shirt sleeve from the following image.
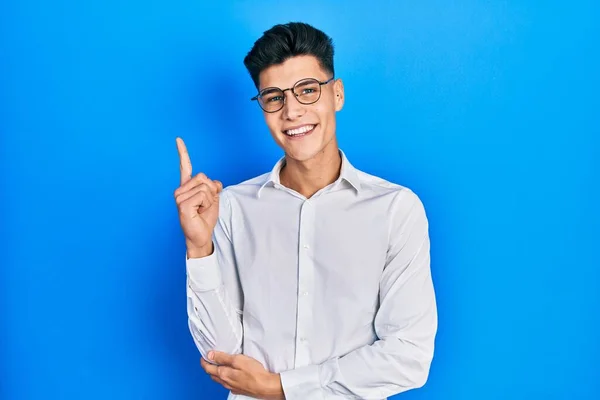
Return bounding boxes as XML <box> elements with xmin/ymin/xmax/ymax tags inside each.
<box><xmin>280</xmin><ymin>189</ymin><xmax>438</xmax><ymax>400</ymax></box>
<box><xmin>186</xmin><ymin>189</ymin><xmax>244</xmax><ymax>361</ymax></box>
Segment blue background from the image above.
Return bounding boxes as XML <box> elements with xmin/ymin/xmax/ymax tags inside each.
<box><xmin>1</xmin><ymin>1</ymin><xmax>598</xmax><ymax>399</ymax></box>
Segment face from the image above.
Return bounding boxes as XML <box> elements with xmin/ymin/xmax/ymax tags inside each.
<box><xmin>256</xmin><ymin>55</ymin><xmax>344</xmax><ymax>162</ymax></box>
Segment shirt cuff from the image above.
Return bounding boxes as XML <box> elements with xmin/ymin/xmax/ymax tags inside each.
<box><xmin>186</xmin><ymin>251</ymin><xmax>222</xmax><ymax>292</ymax></box>
<box><xmin>279</xmin><ymin>364</ymin><xmax>324</xmax><ymax>400</ymax></box>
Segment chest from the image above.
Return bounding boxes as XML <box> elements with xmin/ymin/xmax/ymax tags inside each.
<box><xmin>230</xmin><ymin>196</ymin><xmax>390</xmax><ymax>299</ymax></box>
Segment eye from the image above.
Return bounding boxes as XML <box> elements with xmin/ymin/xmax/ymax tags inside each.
<box><xmin>295</xmin><ymin>80</ymin><xmax>320</xmax><ymax>97</ymax></box>
<box><xmin>260</xmin><ymin>89</ymin><xmax>284</xmax><ymax>104</ymax></box>
<box><xmin>266</xmin><ymin>95</ymin><xmax>283</xmax><ymax>103</ymax></box>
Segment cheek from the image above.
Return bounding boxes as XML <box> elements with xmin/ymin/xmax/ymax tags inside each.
<box><xmin>263</xmin><ymin>114</ymin><xmax>281</xmax><ymax>135</ymax></box>
<box><xmin>315</xmin><ymin>104</ymin><xmax>336</xmax><ymax>128</ymax></box>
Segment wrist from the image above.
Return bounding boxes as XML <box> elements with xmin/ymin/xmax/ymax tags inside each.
<box><xmin>186</xmin><ymin>241</ymin><xmax>214</xmax><ymax>258</ymax></box>
<box><xmin>264</xmin><ymin>373</ymin><xmax>285</xmax><ymax>400</ymax></box>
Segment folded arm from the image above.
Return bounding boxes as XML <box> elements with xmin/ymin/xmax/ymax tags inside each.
<box><xmin>280</xmin><ymin>189</ymin><xmax>438</xmax><ymax>400</ymax></box>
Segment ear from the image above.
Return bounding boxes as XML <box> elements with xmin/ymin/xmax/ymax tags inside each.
<box><xmin>333</xmin><ymin>78</ymin><xmax>345</xmax><ymax>111</ymax></box>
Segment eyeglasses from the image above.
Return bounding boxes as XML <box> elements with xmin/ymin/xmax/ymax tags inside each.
<box><xmin>250</xmin><ymin>77</ymin><xmax>334</xmax><ymax>113</ymax></box>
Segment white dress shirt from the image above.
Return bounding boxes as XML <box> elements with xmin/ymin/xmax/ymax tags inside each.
<box><xmin>186</xmin><ymin>150</ymin><xmax>437</xmax><ymax>400</ymax></box>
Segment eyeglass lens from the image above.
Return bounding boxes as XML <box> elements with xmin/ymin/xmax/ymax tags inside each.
<box><xmin>258</xmin><ymin>78</ymin><xmax>323</xmax><ymax>112</ymax></box>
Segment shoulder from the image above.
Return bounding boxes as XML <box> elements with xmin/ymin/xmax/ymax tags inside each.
<box><xmin>215</xmin><ymin>172</ymin><xmax>270</xmax><ymax>224</ymax></box>
<box><xmin>219</xmin><ymin>172</ymin><xmax>271</xmax><ymax>202</ymax></box>
<box><xmin>354</xmin><ymin>170</ymin><xmax>430</xmax><ymax>249</ymax></box>
<box><xmin>357</xmin><ymin>169</ymin><xmax>422</xmax><ymax>202</ymax></box>
<box><xmin>354</xmin><ymin>169</ymin><xmax>427</xmax><ymax>222</ymax></box>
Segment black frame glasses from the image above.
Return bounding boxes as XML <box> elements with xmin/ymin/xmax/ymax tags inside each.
<box><xmin>250</xmin><ymin>77</ymin><xmax>335</xmax><ymax>113</ymax></box>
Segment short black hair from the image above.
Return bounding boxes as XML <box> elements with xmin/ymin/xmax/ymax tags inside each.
<box><xmin>243</xmin><ymin>22</ymin><xmax>335</xmax><ymax>88</ymax></box>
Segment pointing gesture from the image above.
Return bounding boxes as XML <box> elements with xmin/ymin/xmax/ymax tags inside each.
<box><xmin>178</xmin><ymin>137</ymin><xmax>193</xmax><ymax>185</ymax></box>
<box><xmin>174</xmin><ymin>137</ymin><xmax>223</xmax><ymax>258</ymax></box>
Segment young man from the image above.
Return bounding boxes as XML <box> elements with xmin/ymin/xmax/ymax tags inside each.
<box><xmin>175</xmin><ymin>22</ymin><xmax>437</xmax><ymax>400</ymax></box>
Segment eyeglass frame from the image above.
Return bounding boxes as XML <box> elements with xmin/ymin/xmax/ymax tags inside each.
<box><xmin>250</xmin><ymin>77</ymin><xmax>335</xmax><ymax>113</ymax></box>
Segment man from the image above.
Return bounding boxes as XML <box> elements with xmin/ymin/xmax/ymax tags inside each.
<box><xmin>174</xmin><ymin>22</ymin><xmax>437</xmax><ymax>399</ymax></box>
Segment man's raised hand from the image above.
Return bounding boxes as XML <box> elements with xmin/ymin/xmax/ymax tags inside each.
<box><xmin>174</xmin><ymin>137</ymin><xmax>223</xmax><ymax>258</ymax></box>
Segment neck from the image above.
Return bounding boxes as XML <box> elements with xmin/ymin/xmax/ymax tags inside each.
<box><xmin>280</xmin><ymin>144</ymin><xmax>342</xmax><ymax>199</ymax></box>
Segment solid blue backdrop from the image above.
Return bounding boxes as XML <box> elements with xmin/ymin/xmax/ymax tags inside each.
<box><xmin>1</xmin><ymin>1</ymin><xmax>598</xmax><ymax>399</ymax></box>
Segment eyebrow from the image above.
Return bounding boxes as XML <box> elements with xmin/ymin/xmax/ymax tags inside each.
<box><xmin>260</xmin><ymin>87</ymin><xmax>281</xmax><ymax>95</ymax></box>
<box><xmin>294</xmin><ymin>80</ymin><xmax>315</xmax><ymax>88</ymax></box>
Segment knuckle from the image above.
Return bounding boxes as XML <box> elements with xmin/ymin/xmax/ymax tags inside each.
<box><xmin>183</xmin><ymin>195</ymin><xmax>196</xmax><ymax>207</ymax></box>
<box><xmin>177</xmin><ymin>201</ymin><xmax>188</xmax><ymax>213</ymax></box>
<box><xmin>174</xmin><ymin>192</ymin><xmax>183</xmax><ymax>204</ymax></box>
<box><xmin>200</xmin><ymin>184</ymin><xmax>212</xmax><ymax>195</ymax></box>
<box><xmin>177</xmin><ymin>191</ymin><xmax>192</xmax><ymax>205</ymax></box>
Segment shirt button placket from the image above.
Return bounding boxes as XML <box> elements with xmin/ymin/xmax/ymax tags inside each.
<box><xmin>294</xmin><ymin>200</ymin><xmax>315</xmax><ymax>368</ymax></box>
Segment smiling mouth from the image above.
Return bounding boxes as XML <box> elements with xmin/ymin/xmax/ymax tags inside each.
<box><xmin>283</xmin><ymin>124</ymin><xmax>316</xmax><ymax>137</ymax></box>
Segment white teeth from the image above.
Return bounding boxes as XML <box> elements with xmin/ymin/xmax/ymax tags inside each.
<box><xmin>285</xmin><ymin>125</ymin><xmax>314</xmax><ymax>136</ymax></box>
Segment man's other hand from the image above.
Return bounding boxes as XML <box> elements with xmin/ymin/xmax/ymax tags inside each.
<box><xmin>200</xmin><ymin>351</ymin><xmax>285</xmax><ymax>400</ymax></box>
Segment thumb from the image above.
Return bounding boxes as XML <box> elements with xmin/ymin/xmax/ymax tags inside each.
<box><xmin>209</xmin><ymin>350</ymin><xmax>235</xmax><ymax>366</ymax></box>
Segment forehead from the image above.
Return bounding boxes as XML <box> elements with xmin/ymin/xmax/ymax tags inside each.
<box><xmin>258</xmin><ymin>55</ymin><xmax>329</xmax><ymax>90</ymax></box>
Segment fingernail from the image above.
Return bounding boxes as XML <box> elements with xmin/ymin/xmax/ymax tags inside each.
<box><xmin>208</xmin><ymin>351</ymin><xmax>214</xmax><ymax>360</ymax></box>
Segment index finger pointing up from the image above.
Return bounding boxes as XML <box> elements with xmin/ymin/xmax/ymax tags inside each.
<box><xmin>176</xmin><ymin>137</ymin><xmax>192</xmax><ymax>185</ymax></box>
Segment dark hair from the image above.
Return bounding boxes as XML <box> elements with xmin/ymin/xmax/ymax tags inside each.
<box><xmin>243</xmin><ymin>22</ymin><xmax>335</xmax><ymax>88</ymax></box>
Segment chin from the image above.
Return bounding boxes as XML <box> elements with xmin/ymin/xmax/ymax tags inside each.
<box><xmin>284</xmin><ymin>140</ymin><xmax>337</xmax><ymax>163</ymax></box>
<box><xmin>285</xmin><ymin>149</ymin><xmax>321</xmax><ymax>162</ymax></box>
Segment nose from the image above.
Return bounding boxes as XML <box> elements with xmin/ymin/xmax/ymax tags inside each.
<box><xmin>281</xmin><ymin>91</ymin><xmax>305</xmax><ymax>120</ymax></box>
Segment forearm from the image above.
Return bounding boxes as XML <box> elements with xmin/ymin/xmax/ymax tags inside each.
<box><xmin>186</xmin><ymin>254</ymin><xmax>243</xmax><ymax>358</ymax></box>
<box><xmin>280</xmin><ymin>326</ymin><xmax>436</xmax><ymax>400</ymax></box>
<box><xmin>329</xmin><ymin>328</ymin><xmax>435</xmax><ymax>397</ymax></box>
<box><xmin>187</xmin><ymin>282</ymin><xmax>243</xmax><ymax>357</ymax></box>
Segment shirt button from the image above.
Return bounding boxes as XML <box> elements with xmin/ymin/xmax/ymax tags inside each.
<box><xmin>302</xmin><ymin>291</ymin><xmax>309</xmax><ymax>296</ymax></box>
<box><xmin>303</xmin><ymin>244</ymin><xmax>309</xmax><ymax>249</ymax></box>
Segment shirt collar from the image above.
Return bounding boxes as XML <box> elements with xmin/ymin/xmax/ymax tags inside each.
<box><xmin>257</xmin><ymin>149</ymin><xmax>361</xmax><ymax>198</ymax></box>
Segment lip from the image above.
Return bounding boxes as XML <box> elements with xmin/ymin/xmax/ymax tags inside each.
<box><xmin>282</xmin><ymin>124</ymin><xmax>317</xmax><ymax>140</ymax></box>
